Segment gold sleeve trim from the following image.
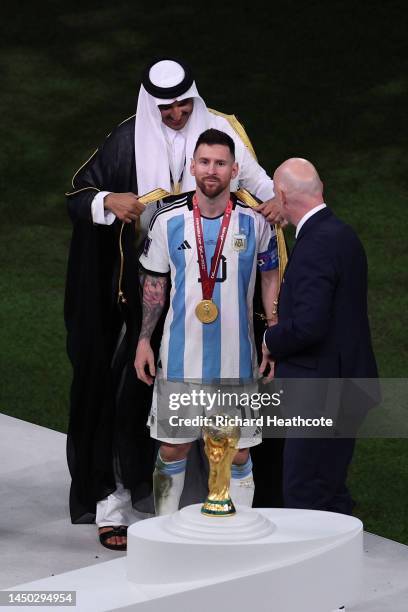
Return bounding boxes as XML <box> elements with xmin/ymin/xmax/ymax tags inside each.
<box><xmin>212</xmin><ymin>109</ymin><xmax>287</xmax><ymax>283</ymax></box>
<box><xmin>234</xmin><ymin>188</ymin><xmax>288</xmax><ymax>284</ymax></box>
<box><xmin>208</xmin><ymin>108</ymin><xmax>258</xmax><ymax>161</ymax></box>
<box><xmin>138</xmin><ymin>188</ymin><xmax>171</xmax><ymax>205</ymax></box>
<box><xmin>118</xmin><ymin>113</ymin><xmax>136</xmax><ymax>127</ymax></box>
<box><xmin>65</xmin><ymin>186</ymin><xmax>100</xmax><ymax>197</ymax></box>
<box><xmin>275</xmin><ymin>225</ymin><xmax>288</xmax><ymax>286</ymax></box>
<box><xmin>234</xmin><ymin>187</ymin><xmax>259</xmax><ymax>208</ymax></box>
<box><xmin>70</xmin><ymin>149</ymin><xmax>99</xmax><ymax>190</ymax></box>
<box><xmin>69</xmin><ymin>114</ymin><xmax>136</xmax><ymax>192</ymax></box>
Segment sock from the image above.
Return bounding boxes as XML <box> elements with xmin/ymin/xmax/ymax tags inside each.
<box><xmin>229</xmin><ymin>456</ymin><xmax>255</xmax><ymax>508</ymax></box>
<box><xmin>153</xmin><ymin>452</ymin><xmax>186</xmax><ymax>516</ymax></box>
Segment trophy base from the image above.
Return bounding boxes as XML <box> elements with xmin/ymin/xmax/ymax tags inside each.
<box><xmin>201</xmin><ymin>497</ymin><xmax>236</xmax><ymax>517</ymax></box>
<box><xmin>126</xmin><ymin>505</ymin><xmax>362</xmax><ymax>611</ymax></box>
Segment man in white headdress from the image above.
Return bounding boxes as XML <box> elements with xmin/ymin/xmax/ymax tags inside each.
<box><xmin>65</xmin><ymin>57</ymin><xmax>280</xmax><ymax>550</ymax></box>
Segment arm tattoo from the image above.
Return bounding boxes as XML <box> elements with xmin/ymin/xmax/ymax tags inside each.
<box><xmin>139</xmin><ymin>274</ymin><xmax>168</xmax><ymax>340</ymax></box>
<box><xmin>139</xmin><ymin>271</ymin><xmax>146</xmax><ymax>288</ymax></box>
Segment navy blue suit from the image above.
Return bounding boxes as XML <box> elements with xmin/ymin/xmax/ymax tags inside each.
<box><xmin>265</xmin><ymin>207</ymin><xmax>378</xmax><ymax>514</ymax></box>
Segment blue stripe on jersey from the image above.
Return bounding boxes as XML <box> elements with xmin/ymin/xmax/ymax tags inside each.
<box><xmin>202</xmin><ymin>218</ymin><xmax>221</xmax><ymax>382</ymax></box>
<box><xmin>167</xmin><ymin>215</ymin><xmax>186</xmax><ymax>380</ymax></box>
<box><xmin>238</xmin><ymin>213</ymin><xmax>255</xmax><ymax>379</ymax></box>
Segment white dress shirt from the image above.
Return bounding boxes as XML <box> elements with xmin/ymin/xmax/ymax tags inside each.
<box><xmin>91</xmin><ymin>191</ymin><xmax>116</xmax><ymax>225</ymax></box>
<box><xmin>162</xmin><ymin>124</ymin><xmax>187</xmax><ymax>189</ymax></box>
<box><xmin>295</xmin><ymin>203</ymin><xmax>327</xmax><ymax>238</ymax></box>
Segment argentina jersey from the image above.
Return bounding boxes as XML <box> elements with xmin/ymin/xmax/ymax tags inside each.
<box><xmin>139</xmin><ymin>192</ymin><xmax>278</xmax><ymax>383</ymax></box>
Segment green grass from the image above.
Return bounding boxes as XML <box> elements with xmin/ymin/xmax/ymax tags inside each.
<box><xmin>0</xmin><ymin>0</ymin><xmax>407</xmax><ymax>542</ymax></box>
<box><xmin>0</xmin><ymin>224</ymin><xmax>71</xmax><ymax>432</ymax></box>
<box><xmin>350</xmin><ymin>439</ymin><xmax>408</xmax><ymax>543</ymax></box>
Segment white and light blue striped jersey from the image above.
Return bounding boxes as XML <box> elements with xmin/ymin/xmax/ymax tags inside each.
<box><xmin>139</xmin><ymin>192</ymin><xmax>278</xmax><ymax>383</ymax></box>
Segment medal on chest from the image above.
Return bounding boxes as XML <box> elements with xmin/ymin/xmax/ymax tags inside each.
<box><xmin>195</xmin><ymin>299</ymin><xmax>219</xmax><ymax>323</ymax></box>
<box><xmin>192</xmin><ymin>194</ymin><xmax>233</xmax><ymax>324</ymax></box>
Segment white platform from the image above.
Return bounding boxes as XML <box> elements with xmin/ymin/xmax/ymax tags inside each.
<box><xmin>125</xmin><ymin>504</ymin><xmax>362</xmax><ymax>611</ymax></box>
<box><xmin>1</xmin><ymin>413</ymin><xmax>408</xmax><ymax>611</ymax></box>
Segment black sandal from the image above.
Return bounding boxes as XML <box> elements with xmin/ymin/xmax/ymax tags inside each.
<box><xmin>98</xmin><ymin>526</ymin><xmax>128</xmax><ymax>551</ymax></box>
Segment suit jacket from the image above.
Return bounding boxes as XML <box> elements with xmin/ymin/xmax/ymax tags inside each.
<box><xmin>265</xmin><ymin>207</ymin><xmax>378</xmax><ymax>380</ymax></box>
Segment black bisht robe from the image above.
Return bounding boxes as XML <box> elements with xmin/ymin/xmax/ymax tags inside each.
<box><xmin>65</xmin><ymin>117</ymin><xmax>208</xmax><ymax>522</ymax></box>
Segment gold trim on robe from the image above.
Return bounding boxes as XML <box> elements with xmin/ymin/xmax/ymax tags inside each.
<box><xmin>208</xmin><ymin>108</ymin><xmax>287</xmax><ymax>282</ymax></box>
<box><xmin>235</xmin><ymin>188</ymin><xmax>288</xmax><ymax>285</ymax></box>
<box><xmin>207</xmin><ymin>108</ymin><xmax>258</xmax><ymax>160</ymax></box>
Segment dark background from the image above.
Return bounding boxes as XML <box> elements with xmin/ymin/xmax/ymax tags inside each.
<box><xmin>0</xmin><ymin>0</ymin><xmax>407</xmax><ymax>541</ymax></box>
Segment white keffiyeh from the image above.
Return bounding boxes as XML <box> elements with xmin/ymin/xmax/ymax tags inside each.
<box><xmin>135</xmin><ymin>81</ymin><xmax>211</xmax><ymax>195</ymax></box>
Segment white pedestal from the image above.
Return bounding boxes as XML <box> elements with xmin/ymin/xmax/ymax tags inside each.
<box><xmin>5</xmin><ymin>416</ymin><xmax>408</xmax><ymax>611</ymax></box>
<box><xmin>126</xmin><ymin>505</ymin><xmax>363</xmax><ymax>611</ymax></box>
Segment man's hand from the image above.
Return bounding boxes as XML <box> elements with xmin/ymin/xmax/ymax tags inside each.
<box><xmin>134</xmin><ymin>338</ymin><xmax>156</xmax><ymax>385</ymax></box>
<box><xmin>104</xmin><ymin>192</ymin><xmax>146</xmax><ymax>223</ymax></box>
<box><xmin>256</xmin><ymin>197</ymin><xmax>287</xmax><ymax>226</ymax></box>
<box><xmin>259</xmin><ymin>342</ymin><xmax>275</xmax><ymax>384</ymax></box>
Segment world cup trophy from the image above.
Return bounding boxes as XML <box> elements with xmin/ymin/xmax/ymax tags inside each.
<box><xmin>201</xmin><ymin>415</ymin><xmax>240</xmax><ymax>517</ymax></box>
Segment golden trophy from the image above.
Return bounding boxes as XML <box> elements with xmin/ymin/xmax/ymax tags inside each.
<box><xmin>201</xmin><ymin>415</ymin><xmax>240</xmax><ymax>517</ymax></box>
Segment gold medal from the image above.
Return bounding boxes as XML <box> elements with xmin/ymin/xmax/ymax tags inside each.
<box><xmin>192</xmin><ymin>195</ymin><xmax>232</xmax><ymax>325</ymax></box>
<box><xmin>195</xmin><ymin>300</ymin><xmax>218</xmax><ymax>324</ymax></box>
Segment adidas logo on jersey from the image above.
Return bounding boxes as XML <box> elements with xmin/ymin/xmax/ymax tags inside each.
<box><xmin>178</xmin><ymin>240</ymin><xmax>192</xmax><ymax>250</ymax></box>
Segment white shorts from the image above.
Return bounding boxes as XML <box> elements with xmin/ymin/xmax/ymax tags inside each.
<box><xmin>148</xmin><ymin>375</ymin><xmax>262</xmax><ymax>449</ymax></box>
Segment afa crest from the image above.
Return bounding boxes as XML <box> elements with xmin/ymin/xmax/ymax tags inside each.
<box><xmin>232</xmin><ymin>233</ymin><xmax>247</xmax><ymax>252</ymax></box>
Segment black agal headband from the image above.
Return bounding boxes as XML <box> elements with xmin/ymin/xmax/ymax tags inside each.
<box><xmin>142</xmin><ymin>58</ymin><xmax>194</xmax><ymax>99</ymax></box>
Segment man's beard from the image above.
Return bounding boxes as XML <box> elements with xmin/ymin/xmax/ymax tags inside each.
<box><xmin>196</xmin><ymin>177</ymin><xmax>227</xmax><ymax>198</ymax></box>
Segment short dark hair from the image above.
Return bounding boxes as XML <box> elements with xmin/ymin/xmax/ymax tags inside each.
<box><xmin>193</xmin><ymin>129</ymin><xmax>235</xmax><ymax>158</ymax></box>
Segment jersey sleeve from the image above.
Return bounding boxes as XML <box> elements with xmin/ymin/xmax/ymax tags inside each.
<box><xmin>139</xmin><ymin>217</ymin><xmax>170</xmax><ymax>275</ymax></box>
<box><xmin>257</xmin><ymin>219</ymin><xmax>279</xmax><ymax>272</ymax></box>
